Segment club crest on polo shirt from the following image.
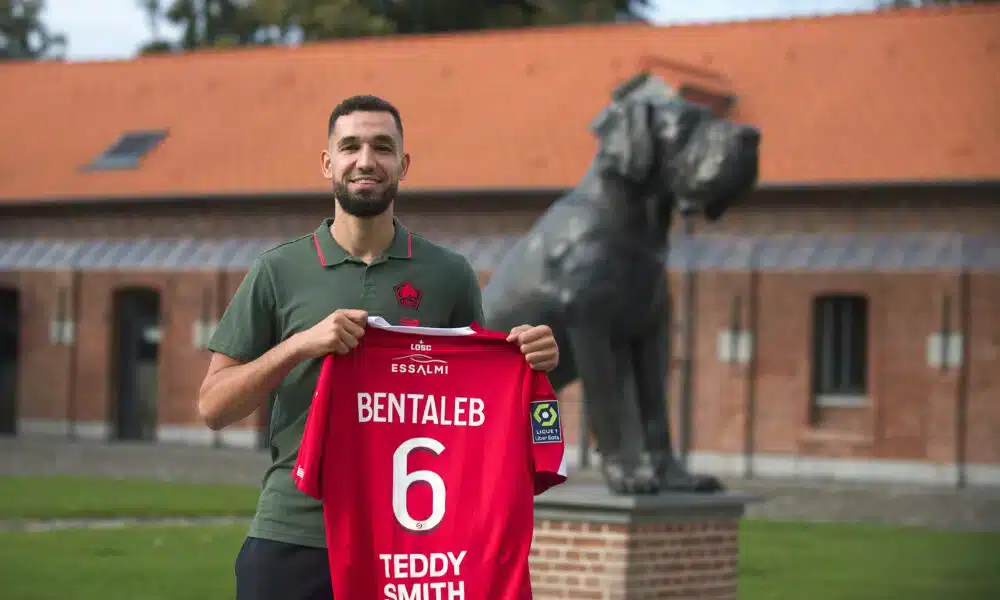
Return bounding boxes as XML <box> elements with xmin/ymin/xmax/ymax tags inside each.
<box><xmin>394</xmin><ymin>281</ymin><xmax>422</xmax><ymax>309</ymax></box>
<box><xmin>530</xmin><ymin>400</ymin><xmax>562</xmax><ymax>444</ymax></box>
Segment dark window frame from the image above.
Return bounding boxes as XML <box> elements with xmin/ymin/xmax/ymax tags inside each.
<box><xmin>84</xmin><ymin>130</ymin><xmax>168</xmax><ymax>171</ymax></box>
<box><xmin>811</xmin><ymin>294</ymin><xmax>868</xmax><ymax>406</ymax></box>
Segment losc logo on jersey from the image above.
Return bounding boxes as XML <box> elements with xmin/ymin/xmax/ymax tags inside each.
<box><xmin>530</xmin><ymin>400</ymin><xmax>562</xmax><ymax>444</ymax></box>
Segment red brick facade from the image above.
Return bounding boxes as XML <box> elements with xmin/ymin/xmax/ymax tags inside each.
<box><xmin>1</xmin><ymin>186</ymin><xmax>998</xmax><ymax>484</ymax></box>
<box><xmin>529</xmin><ymin>518</ymin><xmax>740</xmax><ymax>598</ymax></box>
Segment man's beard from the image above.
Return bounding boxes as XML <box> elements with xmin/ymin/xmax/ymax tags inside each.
<box><xmin>333</xmin><ymin>180</ymin><xmax>398</xmax><ymax>218</ymax></box>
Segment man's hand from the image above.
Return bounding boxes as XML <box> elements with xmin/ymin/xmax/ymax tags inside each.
<box><xmin>294</xmin><ymin>309</ymin><xmax>369</xmax><ymax>358</ymax></box>
<box><xmin>507</xmin><ymin>324</ymin><xmax>559</xmax><ymax>372</ymax></box>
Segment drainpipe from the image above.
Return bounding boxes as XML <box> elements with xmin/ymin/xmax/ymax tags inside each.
<box><xmin>743</xmin><ymin>244</ymin><xmax>760</xmax><ymax>479</ymax></box>
<box><xmin>578</xmin><ymin>392</ymin><xmax>591</xmax><ymax>470</ymax></box>
<box><xmin>955</xmin><ymin>269</ymin><xmax>970</xmax><ymax>489</ymax></box>
<box><xmin>64</xmin><ymin>269</ymin><xmax>81</xmax><ymax>441</ymax></box>
<box><xmin>677</xmin><ymin>215</ymin><xmax>697</xmax><ymax>466</ymax></box>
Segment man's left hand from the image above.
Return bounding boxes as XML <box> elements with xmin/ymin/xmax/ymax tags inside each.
<box><xmin>507</xmin><ymin>324</ymin><xmax>559</xmax><ymax>372</ymax></box>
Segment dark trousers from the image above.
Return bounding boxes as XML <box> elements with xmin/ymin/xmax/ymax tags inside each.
<box><xmin>235</xmin><ymin>536</ymin><xmax>333</xmax><ymax>600</ymax></box>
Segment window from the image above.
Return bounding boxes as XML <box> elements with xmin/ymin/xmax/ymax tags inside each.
<box><xmin>84</xmin><ymin>130</ymin><xmax>168</xmax><ymax>171</ymax></box>
<box><xmin>812</xmin><ymin>295</ymin><xmax>868</xmax><ymax>406</ymax></box>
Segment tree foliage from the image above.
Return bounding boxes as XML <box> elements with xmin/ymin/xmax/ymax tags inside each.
<box><xmin>0</xmin><ymin>0</ymin><xmax>66</xmax><ymax>60</ymax></box>
<box><xmin>136</xmin><ymin>0</ymin><xmax>651</xmax><ymax>54</ymax></box>
<box><xmin>877</xmin><ymin>0</ymin><xmax>998</xmax><ymax>8</ymax></box>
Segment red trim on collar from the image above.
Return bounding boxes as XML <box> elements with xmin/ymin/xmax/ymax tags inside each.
<box><xmin>312</xmin><ymin>233</ymin><xmax>328</xmax><ymax>266</ymax></box>
<box><xmin>407</xmin><ymin>231</ymin><xmax>413</xmax><ymax>258</ymax></box>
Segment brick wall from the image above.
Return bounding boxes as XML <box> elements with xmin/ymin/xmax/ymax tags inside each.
<box><xmin>3</xmin><ymin>186</ymin><xmax>999</xmax><ymax>240</ymax></box>
<box><xmin>967</xmin><ymin>271</ymin><xmax>1000</xmax><ymax>464</ymax></box>
<box><xmin>529</xmin><ymin>518</ymin><xmax>740</xmax><ymax>598</ymax></box>
<box><xmin>0</xmin><ymin>194</ymin><xmax>551</xmax><ymax>240</ymax></box>
<box><xmin>6</xmin><ymin>265</ymin><xmax>997</xmax><ymax>467</ymax></box>
<box><xmin>549</xmin><ymin>269</ymin><xmax>1000</xmax><ymax>469</ymax></box>
<box><xmin>713</xmin><ymin>186</ymin><xmax>1000</xmax><ymax>234</ymax></box>
<box><xmin>2</xmin><ymin>187</ymin><xmax>999</xmax><ymax>471</ymax></box>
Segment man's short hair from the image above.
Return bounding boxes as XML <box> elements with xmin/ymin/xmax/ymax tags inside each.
<box><xmin>328</xmin><ymin>95</ymin><xmax>404</xmax><ymax>140</ymax></box>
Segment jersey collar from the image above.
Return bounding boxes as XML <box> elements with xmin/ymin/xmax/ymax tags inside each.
<box><xmin>312</xmin><ymin>217</ymin><xmax>413</xmax><ymax>267</ymax></box>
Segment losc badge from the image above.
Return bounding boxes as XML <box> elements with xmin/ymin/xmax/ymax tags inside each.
<box><xmin>530</xmin><ymin>400</ymin><xmax>562</xmax><ymax>444</ymax></box>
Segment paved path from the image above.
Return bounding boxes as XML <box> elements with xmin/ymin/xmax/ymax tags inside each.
<box><xmin>0</xmin><ymin>516</ymin><xmax>249</xmax><ymax>533</ymax></box>
<box><xmin>2</xmin><ymin>436</ymin><xmax>999</xmax><ymax>532</ymax></box>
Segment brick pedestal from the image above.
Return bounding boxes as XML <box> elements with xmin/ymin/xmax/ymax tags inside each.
<box><xmin>530</xmin><ymin>482</ymin><xmax>757</xmax><ymax>599</ymax></box>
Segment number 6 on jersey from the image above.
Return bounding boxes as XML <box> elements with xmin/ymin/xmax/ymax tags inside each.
<box><xmin>392</xmin><ymin>437</ymin><xmax>446</xmax><ymax>532</ymax></box>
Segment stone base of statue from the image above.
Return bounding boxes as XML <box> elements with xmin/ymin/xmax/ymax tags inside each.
<box><xmin>530</xmin><ymin>479</ymin><xmax>760</xmax><ymax>599</ymax></box>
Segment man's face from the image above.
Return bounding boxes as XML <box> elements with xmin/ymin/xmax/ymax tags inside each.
<box><xmin>322</xmin><ymin>111</ymin><xmax>410</xmax><ymax>218</ymax></box>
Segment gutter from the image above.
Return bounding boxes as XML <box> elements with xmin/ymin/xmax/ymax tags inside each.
<box><xmin>1</xmin><ymin>179</ymin><xmax>998</xmax><ymax>210</ymax></box>
<box><xmin>0</xmin><ymin>187</ymin><xmax>569</xmax><ymax>210</ymax></box>
<box><xmin>752</xmin><ymin>178</ymin><xmax>1000</xmax><ymax>192</ymax></box>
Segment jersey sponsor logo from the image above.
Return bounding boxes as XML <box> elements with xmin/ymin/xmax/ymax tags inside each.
<box><xmin>399</xmin><ymin>317</ymin><xmax>420</xmax><ymax>326</ymax></box>
<box><xmin>391</xmin><ymin>351</ymin><xmax>449</xmax><ymax>375</ymax></box>
<box><xmin>530</xmin><ymin>400</ymin><xmax>562</xmax><ymax>444</ymax></box>
<box><xmin>394</xmin><ymin>281</ymin><xmax>423</xmax><ymax>309</ymax></box>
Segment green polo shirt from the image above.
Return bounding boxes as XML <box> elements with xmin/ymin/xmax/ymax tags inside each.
<box><xmin>207</xmin><ymin>217</ymin><xmax>485</xmax><ymax>548</ymax></box>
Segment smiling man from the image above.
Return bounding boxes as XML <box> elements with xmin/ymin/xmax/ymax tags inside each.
<box><xmin>196</xmin><ymin>94</ymin><xmax>560</xmax><ymax>600</ymax></box>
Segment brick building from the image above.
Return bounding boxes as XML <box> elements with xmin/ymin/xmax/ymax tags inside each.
<box><xmin>1</xmin><ymin>5</ymin><xmax>998</xmax><ymax>486</ymax></box>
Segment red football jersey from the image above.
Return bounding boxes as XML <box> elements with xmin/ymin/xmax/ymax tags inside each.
<box><xmin>294</xmin><ymin>317</ymin><xmax>567</xmax><ymax>600</ymax></box>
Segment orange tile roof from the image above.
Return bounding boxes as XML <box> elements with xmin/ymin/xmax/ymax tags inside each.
<box><xmin>1</xmin><ymin>4</ymin><xmax>998</xmax><ymax>203</ymax></box>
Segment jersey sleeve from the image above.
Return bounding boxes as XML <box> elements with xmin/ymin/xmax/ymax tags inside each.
<box><xmin>206</xmin><ymin>256</ymin><xmax>278</xmax><ymax>363</ymax></box>
<box><xmin>527</xmin><ymin>370</ymin><xmax>568</xmax><ymax>495</ymax></box>
<box><xmin>293</xmin><ymin>354</ymin><xmax>335</xmax><ymax>500</ymax></box>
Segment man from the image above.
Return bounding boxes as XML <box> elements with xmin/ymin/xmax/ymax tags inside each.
<box><xmin>197</xmin><ymin>94</ymin><xmax>559</xmax><ymax>600</ymax></box>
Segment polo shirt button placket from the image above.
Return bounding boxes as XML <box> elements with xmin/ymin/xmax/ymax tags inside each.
<box><xmin>360</xmin><ymin>265</ymin><xmax>378</xmax><ymax>309</ymax></box>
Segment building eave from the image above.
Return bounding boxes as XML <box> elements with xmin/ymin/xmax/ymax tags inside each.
<box><xmin>0</xmin><ymin>179</ymin><xmax>998</xmax><ymax>210</ymax></box>
<box><xmin>754</xmin><ymin>178</ymin><xmax>1000</xmax><ymax>193</ymax></box>
<box><xmin>0</xmin><ymin>187</ymin><xmax>568</xmax><ymax>211</ymax></box>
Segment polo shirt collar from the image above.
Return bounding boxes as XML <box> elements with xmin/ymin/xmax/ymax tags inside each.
<box><xmin>312</xmin><ymin>217</ymin><xmax>413</xmax><ymax>267</ymax></box>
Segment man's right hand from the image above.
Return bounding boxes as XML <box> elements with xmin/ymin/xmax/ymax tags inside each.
<box><xmin>294</xmin><ymin>309</ymin><xmax>369</xmax><ymax>358</ymax></box>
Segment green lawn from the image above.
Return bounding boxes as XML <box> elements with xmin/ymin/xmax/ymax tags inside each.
<box><xmin>738</xmin><ymin>520</ymin><xmax>999</xmax><ymax>600</ymax></box>
<box><xmin>0</xmin><ymin>525</ymin><xmax>247</xmax><ymax>600</ymax></box>
<box><xmin>1</xmin><ymin>476</ymin><xmax>998</xmax><ymax>600</ymax></box>
<box><xmin>1</xmin><ymin>522</ymin><xmax>996</xmax><ymax>600</ymax></box>
<box><xmin>0</xmin><ymin>475</ymin><xmax>260</xmax><ymax>519</ymax></box>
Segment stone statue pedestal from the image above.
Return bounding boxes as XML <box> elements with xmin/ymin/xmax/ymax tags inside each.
<box><xmin>530</xmin><ymin>481</ymin><xmax>760</xmax><ymax>599</ymax></box>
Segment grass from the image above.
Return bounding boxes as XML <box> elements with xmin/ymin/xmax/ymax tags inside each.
<box><xmin>0</xmin><ymin>475</ymin><xmax>260</xmax><ymax>519</ymax></box>
<box><xmin>1</xmin><ymin>521</ymin><xmax>997</xmax><ymax>600</ymax></box>
<box><xmin>0</xmin><ymin>524</ymin><xmax>248</xmax><ymax>600</ymax></box>
<box><xmin>1</xmin><ymin>476</ymin><xmax>998</xmax><ymax>599</ymax></box>
<box><xmin>737</xmin><ymin>520</ymin><xmax>1000</xmax><ymax>600</ymax></box>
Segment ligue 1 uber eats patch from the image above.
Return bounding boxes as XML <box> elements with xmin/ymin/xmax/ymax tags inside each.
<box><xmin>530</xmin><ymin>400</ymin><xmax>562</xmax><ymax>444</ymax></box>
